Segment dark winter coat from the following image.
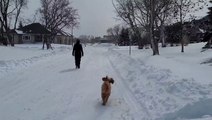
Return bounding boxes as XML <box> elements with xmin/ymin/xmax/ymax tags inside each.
<box><xmin>72</xmin><ymin>41</ymin><xmax>84</xmax><ymax>57</ymax></box>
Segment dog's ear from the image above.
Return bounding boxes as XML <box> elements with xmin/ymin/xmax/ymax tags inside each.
<box><xmin>102</xmin><ymin>77</ymin><xmax>107</xmax><ymax>81</ymax></box>
<box><xmin>110</xmin><ymin>78</ymin><xmax>114</xmax><ymax>84</ymax></box>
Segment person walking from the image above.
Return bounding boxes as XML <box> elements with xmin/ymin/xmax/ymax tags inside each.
<box><xmin>72</xmin><ymin>39</ymin><xmax>84</xmax><ymax>69</ymax></box>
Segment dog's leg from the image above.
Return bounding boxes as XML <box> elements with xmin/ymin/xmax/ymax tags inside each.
<box><xmin>105</xmin><ymin>94</ymin><xmax>110</xmax><ymax>105</ymax></box>
<box><xmin>102</xmin><ymin>94</ymin><xmax>107</xmax><ymax>105</ymax></box>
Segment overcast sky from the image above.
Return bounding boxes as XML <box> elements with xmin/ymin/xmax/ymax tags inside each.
<box><xmin>71</xmin><ymin>0</ymin><xmax>119</xmax><ymax>37</ymax></box>
<box><xmin>22</xmin><ymin>0</ymin><xmax>209</xmax><ymax>37</ymax></box>
<box><xmin>22</xmin><ymin>0</ymin><xmax>119</xmax><ymax>37</ymax></box>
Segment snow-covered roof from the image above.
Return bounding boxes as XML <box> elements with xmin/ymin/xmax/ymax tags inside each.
<box><xmin>15</xmin><ymin>30</ymin><xmax>24</xmax><ymax>34</ymax></box>
<box><xmin>56</xmin><ymin>30</ymin><xmax>72</xmax><ymax>36</ymax></box>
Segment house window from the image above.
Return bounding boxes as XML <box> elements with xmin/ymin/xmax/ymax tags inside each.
<box><xmin>22</xmin><ymin>35</ymin><xmax>31</xmax><ymax>41</ymax></box>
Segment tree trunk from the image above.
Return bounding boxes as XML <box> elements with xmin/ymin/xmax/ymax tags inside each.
<box><xmin>150</xmin><ymin>0</ymin><xmax>159</xmax><ymax>55</ymax></box>
<box><xmin>154</xmin><ymin>39</ymin><xmax>159</xmax><ymax>55</ymax></box>
<box><xmin>180</xmin><ymin>0</ymin><xmax>184</xmax><ymax>53</ymax></box>
<box><xmin>181</xmin><ymin>38</ymin><xmax>184</xmax><ymax>52</ymax></box>
<box><xmin>135</xmin><ymin>29</ymin><xmax>143</xmax><ymax>49</ymax></box>
<box><xmin>6</xmin><ymin>32</ymin><xmax>14</xmax><ymax>46</ymax></box>
<box><xmin>160</xmin><ymin>24</ymin><xmax>166</xmax><ymax>47</ymax></box>
<box><xmin>151</xmin><ymin>34</ymin><xmax>159</xmax><ymax>55</ymax></box>
<box><xmin>42</xmin><ymin>35</ymin><xmax>46</xmax><ymax>49</ymax></box>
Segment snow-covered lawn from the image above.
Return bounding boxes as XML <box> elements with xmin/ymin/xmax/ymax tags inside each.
<box><xmin>0</xmin><ymin>43</ymin><xmax>212</xmax><ymax>120</ymax></box>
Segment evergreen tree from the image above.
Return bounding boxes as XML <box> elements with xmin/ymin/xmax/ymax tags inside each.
<box><xmin>202</xmin><ymin>1</ymin><xmax>212</xmax><ymax>49</ymax></box>
<box><xmin>119</xmin><ymin>28</ymin><xmax>129</xmax><ymax>46</ymax></box>
<box><xmin>208</xmin><ymin>1</ymin><xmax>212</xmax><ymax>24</ymax></box>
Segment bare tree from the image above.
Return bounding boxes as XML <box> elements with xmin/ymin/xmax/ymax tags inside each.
<box><xmin>107</xmin><ymin>24</ymin><xmax>121</xmax><ymax>45</ymax></box>
<box><xmin>153</xmin><ymin>0</ymin><xmax>176</xmax><ymax>47</ymax></box>
<box><xmin>112</xmin><ymin>0</ymin><xmax>145</xmax><ymax>48</ymax></box>
<box><xmin>39</xmin><ymin>0</ymin><xmax>79</xmax><ymax>49</ymax></box>
<box><xmin>13</xmin><ymin>0</ymin><xmax>27</xmax><ymax>29</ymax></box>
<box><xmin>112</xmin><ymin>0</ymin><xmax>208</xmax><ymax>55</ymax></box>
<box><xmin>0</xmin><ymin>0</ymin><xmax>27</xmax><ymax>46</ymax></box>
<box><xmin>112</xmin><ymin>0</ymin><xmax>175</xmax><ymax>54</ymax></box>
<box><xmin>173</xmin><ymin>0</ymin><xmax>208</xmax><ymax>52</ymax></box>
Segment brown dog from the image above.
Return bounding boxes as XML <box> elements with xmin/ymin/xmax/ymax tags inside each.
<box><xmin>101</xmin><ymin>76</ymin><xmax>114</xmax><ymax>105</ymax></box>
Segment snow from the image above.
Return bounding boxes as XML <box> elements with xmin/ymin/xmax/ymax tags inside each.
<box><xmin>15</xmin><ymin>30</ymin><xmax>24</xmax><ymax>34</ymax></box>
<box><xmin>0</xmin><ymin>42</ymin><xmax>212</xmax><ymax>120</ymax></box>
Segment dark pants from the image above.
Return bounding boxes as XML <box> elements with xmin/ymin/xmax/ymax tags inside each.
<box><xmin>75</xmin><ymin>56</ymin><xmax>81</xmax><ymax>68</ymax></box>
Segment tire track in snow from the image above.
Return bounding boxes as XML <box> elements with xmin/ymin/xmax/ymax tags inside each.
<box><xmin>71</xmin><ymin>46</ymin><xmax>144</xmax><ymax>120</ymax></box>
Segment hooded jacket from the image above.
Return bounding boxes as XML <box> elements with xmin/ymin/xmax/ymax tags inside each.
<box><xmin>72</xmin><ymin>40</ymin><xmax>84</xmax><ymax>57</ymax></box>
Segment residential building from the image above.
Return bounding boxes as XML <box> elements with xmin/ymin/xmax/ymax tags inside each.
<box><xmin>54</xmin><ymin>30</ymin><xmax>73</xmax><ymax>45</ymax></box>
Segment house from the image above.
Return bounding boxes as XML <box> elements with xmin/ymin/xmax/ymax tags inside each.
<box><xmin>4</xmin><ymin>23</ymin><xmax>73</xmax><ymax>45</ymax></box>
<box><xmin>54</xmin><ymin>30</ymin><xmax>73</xmax><ymax>45</ymax></box>
<box><xmin>10</xmin><ymin>23</ymin><xmax>51</xmax><ymax>44</ymax></box>
<box><xmin>100</xmin><ymin>35</ymin><xmax>114</xmax><ymax>43</ymax></box>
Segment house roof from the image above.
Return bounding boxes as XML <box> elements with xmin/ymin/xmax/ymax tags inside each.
<box><xmin>56</xmin><ymin>30</ymin><xmax>72</xmax><ymax>36</ymax></box>
<box><xmin>15</xmin><ymin>30</ymin><xmax>24</xmax><ymax>34</ymax></box>
<box><xmin>18</xmin><ymin>23</ymin><xmax>51</xmax><ymax>34</ymax></box>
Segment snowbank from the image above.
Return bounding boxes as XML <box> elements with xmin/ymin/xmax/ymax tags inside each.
<box><xmin>0</xmin><ymin>44</ymin><xmax>71</xmax><ymax>77</ymax></box>
<box><xmin>107</xmin><ymin>42</ymin><xmax>212</xmax><ymax>120</ymax></box>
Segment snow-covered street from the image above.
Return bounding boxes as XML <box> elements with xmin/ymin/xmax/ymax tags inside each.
<box><xmin>0</xmin><ymin>43</ymin><xmax>212</xmax><ymax>120</ymax></box>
